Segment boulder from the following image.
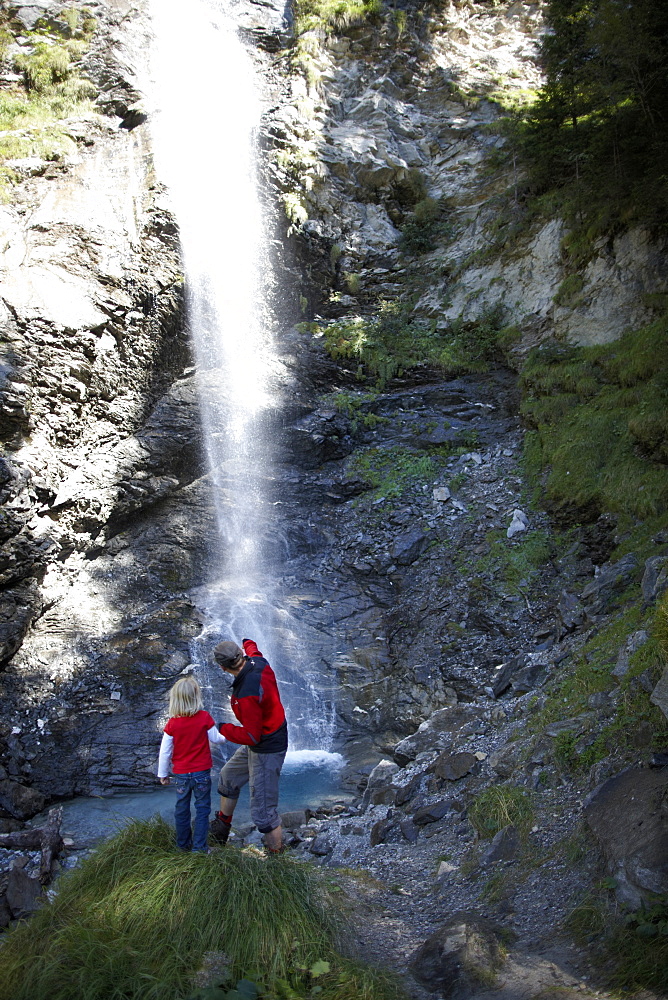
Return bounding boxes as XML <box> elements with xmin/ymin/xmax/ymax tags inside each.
<box><xmin>0</xmin><ymin>779</ymin><xmax>45</xmax><ymax>820</ymax></box>
<box><xmin>0</xmin><ymin>893</ymin><xmax>11</xmax><ymax>928</ymax></box>
<box><xmin>280</xmin><ymin>809</ymin><xmax>308</xmax><ymax>830</ymax></box>
<box><xmin>413</xmin><ymin>800</ymin><xmax>450</xmax><ymax>826</ymax></box>
<box><xmin>580</xmin><ymin>553</ymin><xmax>638</xmax><ymax>609</ymax></box>
<box><xmin>308</xmin><ymin>834</ymin><xmax>334</xmax><ymax>857</ymax></box>
<box><xmin>481</xmin><ymin>825</ymin><xmax>520</xmax><ymax>865</ymax></box>
<box><xmin>428</xmin><ymin>751</ymin><xmax>477</xmax><ymax>782</ymax></box>
<box><xmin>409</xmin><ymin>912</ymin><xmax>504</xmax><ymax>997</ymax></box>
<box><xmin>558</xmin><ymin>590</ymin><xmax>585</xmax><ymax>632</ymax></box>
<box><xmin>390</xmin><ymin>529</ymin><xmax>429</xmax><ymax>567</ymax></box>
<box><xmin>400</xmin><ymin>818</ymin><xmax>419</xmax><ymax>844</ymax></box>
<box><xmin>6</xmin><ymin>861</ymin><xmax>43</xmax><ymax>918</ymax></box>
<box><xmin>491</xmin><ymin>654</ymin><xmax>529</xmax><ymax>698</ymax></box>
<box><xmin>584</xmin><ymin>766</ymin><xmax>668</xmax><ymax>908</ymax></box>
<box><xmin>393</xmin><ymin>706</ymin><xmax>479</xmax><ymax>765</ymax></box>
<box><xmin>507</xmin><ymin>509</ymin><xmax>528</xmax><ymax>538</ymax></box>
<box><xmin>366</xmin><ymin>758</ymin><xmax>399</xmax><ymax>790</ymax></box>
<box><xmin>370</xmin><ymin>816</ymin><xmax>399</xmax><ymax>846</ymax></box>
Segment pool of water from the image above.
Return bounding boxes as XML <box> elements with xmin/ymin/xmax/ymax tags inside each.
<box><xmin>37</xmin><ymin>750</ymin><xmax>350</xmax><ymax>846</ymax></box>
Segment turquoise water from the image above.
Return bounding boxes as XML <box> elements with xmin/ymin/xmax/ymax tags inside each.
<box><xmin>45</xmin><ymin>750</ymin><xmax>349</xmax><ymax>846</ymax></box>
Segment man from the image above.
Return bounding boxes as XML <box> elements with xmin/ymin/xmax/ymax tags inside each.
<box><xmin>210</xmin><ymin>637</ymin><xmax>288</xmax><ymax>852</ymax></box>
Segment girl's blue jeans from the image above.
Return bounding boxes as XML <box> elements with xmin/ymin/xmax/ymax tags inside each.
<box><xmin>173</xmin><ymin>770</ymin><xmax>211</xmax><ymax>852</ymax></box>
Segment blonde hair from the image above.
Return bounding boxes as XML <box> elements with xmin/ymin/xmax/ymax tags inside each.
<box><xmin>168</xmin><ymin>675</ymin><xmax>204</xmax><ymax>718</ymax></box>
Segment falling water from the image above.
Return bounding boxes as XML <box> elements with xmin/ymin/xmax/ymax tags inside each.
<box><xmin>147</xmin><ymin>0</ymin><xmax>338</xmax><ymax>756</ymax></box>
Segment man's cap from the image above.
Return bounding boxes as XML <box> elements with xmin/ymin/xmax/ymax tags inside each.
<box><xmin>213</xmin><ymin>640</ymin><xmax>243</xmax><ymax>668</ymax></box>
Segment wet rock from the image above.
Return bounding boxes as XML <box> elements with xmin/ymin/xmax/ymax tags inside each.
<box><xmin>481</xmin><ymin>825</ymin><xmax>520</xmax><ymax>865</ymax></box>
<box><xmin>6</xmin><ymin>860</ymin><xmax>43</xmax><ymax>919</ymax></box>
<box><xmin>0</xmin><ymin>779</ymin><xmax>45</xmax><ymax>820</ymax></box>
<box><xmin>409</xmin><ymin>912</ymin><xmax>504</xmax><ymax>997</ymax></box>
<box><xmin>641</xmin><ymin>555</ymin><xmax>668</xmax><ymax>604</ymax></box>
<box><xmin>584</xmin><ymin>766</ymin><xmax>668</xmax><ymax>908</ymax></box>
<box><xmin>428</xmin><ymin>751</ymin><xmax>477</xmax><ymax>782</ymax></box>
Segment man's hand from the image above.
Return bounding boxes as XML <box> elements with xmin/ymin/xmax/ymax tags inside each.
<box><xmin>159</xmin><ymin>776</ymin><xmax>170</xmax><ymax>785</ymax></box>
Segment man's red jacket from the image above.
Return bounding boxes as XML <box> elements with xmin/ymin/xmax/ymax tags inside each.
<box><xmin>219</xmin><ymin>639</ymin><xmax>288</xmax><ymax>754</ymax></box>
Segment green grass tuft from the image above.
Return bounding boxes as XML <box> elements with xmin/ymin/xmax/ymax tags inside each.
<box><xmin>468</xmin><ymin>786</ymin><xmax>534</xmax><ymax>839</ymax></box>
<box><xmin>0</xmin><ymin>818</ymin><xmax>403</xmax><ymax>1000</ymax></box>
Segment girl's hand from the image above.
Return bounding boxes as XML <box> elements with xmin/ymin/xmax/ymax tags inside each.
<box><xmin>160</xmin><ymin>776</ymin><xmax>170</xmax><ymax>786</ymax></box>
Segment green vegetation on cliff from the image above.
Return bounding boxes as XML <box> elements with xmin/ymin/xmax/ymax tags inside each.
<box><xmin>521</xmin><ymin>312</ymin><xmax>668</xmax><ymax>526</ymax></box>
<box><xmin>505</xmin><ymin>0</ymin><xmax>668</xmax><ymax>259</ymax></box>
<box><xmin>0</xmin><ymin>6</ymin><xmax>97</xmax><ymax>196</ymax></box>
<box><xmin>0</xmin><ymin>818</ymin><xmax>402</xmax><ymax>1000</ymax></box>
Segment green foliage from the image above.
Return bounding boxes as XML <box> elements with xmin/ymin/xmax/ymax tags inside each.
<box><xmin>347</xmin><ymin>445</ymin><xmax>446</xmax><ymax>499</ymax></box>
<box><xmin>506</xmin><ymin>0</ymin><xmax>668</xmax><ymax>248</ymax></box>
<box><xmin>529</xmin><ymin>597</ymin><xmax>668</xmax><ymax>771</ymax></box>
<box><xmin>317</xmin><ymin>302</ymin><xmax>509</xmax><ymax>388</ymax></box>
<box><xmin>0</xmin><ymin>13</ymin><xmax>97</xmax><ymax>196</ymax></box>
<box><xmin>294</xmin><ymin>0</ymin><xmax>382</xmax><ymax>35</ymax></box>
<box><xmin>655</xmin><ymin>590</ymin><xmax>668</xmax><ymax>662</ymax></box>
<box><xmin>326</xmin><ymin>390</ymin><xmax>387</xmax><ymax>433</ymax></box>
<box><xmin>468</xmin><ymin>786</ymin><xmax>534</xmax><ymax>839</ymax></box>
<box><xmin>520</xmin><ymin>315</ymin><xmax>668</xmax><ymax>525</ymax></box>
<box><xmin>399</xmin><ymin>197</ymin><xmax>447</xmax><ymax>256</ymax></box>
<box><xmin>0</xmin><ymin>819</ymin><xmax>404</xmax><ymax>1000</ymax></box>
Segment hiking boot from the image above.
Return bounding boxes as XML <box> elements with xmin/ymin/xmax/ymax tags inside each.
<box><xmin>209</xmin><ymin>812</ymin><xmax>231</xmax><ymax>845</ymax></box>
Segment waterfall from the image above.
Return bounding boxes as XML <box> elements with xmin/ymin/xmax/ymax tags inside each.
<box><xmin>146</xmin><ymin>0</ymin><xmax>338</xmax><ymax>757</ymax></box>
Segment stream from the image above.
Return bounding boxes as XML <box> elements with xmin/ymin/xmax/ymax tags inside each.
<box><xmin>31</xmin><ymin>751</ymin><xmax>349</xmax><ymax>847</ymax></box>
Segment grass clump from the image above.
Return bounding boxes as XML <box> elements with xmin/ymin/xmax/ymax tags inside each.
<box><xmin>0</xmin><ymin>818</ymin><xmax>403</xmax><ymax>1000</ymax></box>
<box><xmin>468</xmin><ymin>785</ymin><xmax>534</xmax><ymax>839</ymax></box>
<box><xmin>566</xmin><ymin>891</ymin><xmax>668</xmax><ymax>996</ymax></box>
<box><xmin>520</xmin><ymin>314</ymin><xmax>668</xmax><ymax>526</ymax></box>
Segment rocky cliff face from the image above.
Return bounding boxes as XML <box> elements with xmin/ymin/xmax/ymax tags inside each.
<box><xmin>0</xmin><ymin>0</ymin><xmax>200</xmax><ymax>797</ymax></box>
<box><xmin>268</xmin><ymin>0</ymin><xmax>667</xmax><ymax>346</ymax></box>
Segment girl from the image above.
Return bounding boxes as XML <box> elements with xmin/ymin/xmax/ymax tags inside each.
<box><xmin>157</xmin><ymin>675</ymin><xmax>226</xmax><ymax>852</ymax></box>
